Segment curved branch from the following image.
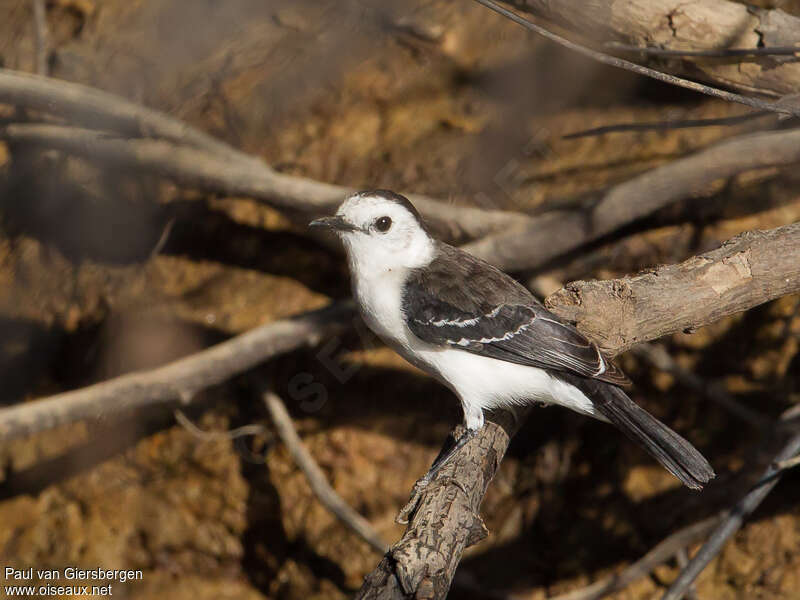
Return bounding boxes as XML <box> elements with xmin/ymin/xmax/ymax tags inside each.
<box><xmin>0</xmin><ymin>122</ymin><xmax>524</xmax><ymax>243</ymax></box>
<box><xmin>355</xmin><ymin>411</ymin><xmax>522</xmax><ymax>600</ymax></box>
<box><xmin>0</xmin><ymin>302</ymin><xmax>355</xmax><ymax>441</ymax></box>
<box><xmin>545</xmin><ymin>222</ymin><xmax>800</xmax><ymax>356</ymax></box>
<box><xmin>464</xmin><ymin>128</ymin><xmax>800</xmax><ymax>271</ymax></box>
<box><xmin>0</xmin><ymin>68</ymin><xmax>252</xmax><ymax>163</ymax></box>
<box><xmin>503</xmin><ymin>0</ymin><xmax>800</xmax><ymax>97</ymax></box>
<box><xmin>263</xmin><ymin>388</ymin><xmax>388</xmax><ymax>555</ymax></box>
<box><xmin>357</xmin><ymin>223</ymin><xmax>799</xmax><ymax>599</ymax></box>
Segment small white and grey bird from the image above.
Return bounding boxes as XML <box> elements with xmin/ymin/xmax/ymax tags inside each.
<box><xmin>310</xmin><ymin>190</ymin><xmax>714</xmax><ymax>489</ymax></box>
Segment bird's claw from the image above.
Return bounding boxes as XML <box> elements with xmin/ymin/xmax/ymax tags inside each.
<box><xmin>395</xmin><ymin>473</ymin><xmax>469</xmax><ymax>524</ymax></box>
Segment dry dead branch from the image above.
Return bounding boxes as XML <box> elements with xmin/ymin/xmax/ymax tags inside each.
<box><xmin>0</xmin><ymin>121</ymin><xmax>523</xmax><ymax>243</ymax></box>
<box><xmin>355</xmin><ymin>411</ymin><xmax>521</xmax><ymax>600</ymax></box>
<box><xmin>549</xmin><ymin>517</ymin><xmax>720</xmax><ymax>600</ymax></box>
<box><xmin>662</xmin><ymin>415</ymin><xmax>800</xmax><ymax>600</ymax></box>
<box><xmin>262</xmin><ymin>388</ymin><xmax>389</xmax><ymax>555</ymax></box>
<box><xmin>546</xmin><ymin>223</ymin><xmax>800</xmax><ymax>356</ymax></box>
<box><xmin>464</xmin><ymin>129</ymin><xmax>800</xmax><ymax>271</ymax></box>
<box><xmin>6</xmin><ymin>122</ymin><xmax>800</xmax><ymax>271</ymax></box>
<box><xmin>0</xmin><ymin>68</ymin><xmax>251</xmax><ymax>163</ymax></box>
<box><xmin>356</xmin><ymin>224</ymin><xmax>799</xmax><ymax>599</ymax></box>
<box><xmin>0</xmin><ymin>302</ymin><xmax>355</xmax><ymax>441</ymax></box>
<box><xmin>502</xmin><ymin>0</ymin><xmax>800</xmax><ymax>97</ymax></box>
<box><xmin>476</xmin><ymin>0</ymin><xmax>800</xmax><ymax>117</ymax></box>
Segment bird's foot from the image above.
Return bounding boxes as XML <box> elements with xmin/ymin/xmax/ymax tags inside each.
<box><xmin>395</xmin><ymin>428</ymin><xmax>478</xmax><ymax>524</ymax></box>
<box><xmin>395</xmin><ymin>474</ymin><xmax>470</xmax><ymax>524</ymax></box>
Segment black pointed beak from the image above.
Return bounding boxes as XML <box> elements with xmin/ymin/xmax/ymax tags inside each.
<box><xmin>308</xmin><ymin>216</ymin><xmax>357</xmax><ymax>232</ymax></box>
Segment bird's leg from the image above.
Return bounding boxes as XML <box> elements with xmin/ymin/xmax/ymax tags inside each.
<box><xmin>396</xmin><ymin>425</ymin><xmax>479</xmax><ymax>524</ymax></box>
<box><xmin>419</xmin><ymin>426</ymin><xmax>477</xmax><ymax>485</ymax></box>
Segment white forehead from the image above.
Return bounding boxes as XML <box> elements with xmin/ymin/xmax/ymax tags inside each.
<box><xmin>337</xmin><ymin>193</ymin><xmax>416</xmax><ymax>224</ymax></box>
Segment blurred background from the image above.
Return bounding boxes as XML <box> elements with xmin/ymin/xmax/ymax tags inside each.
<box><xmin>0</xmin><ymin>1</ymin><xmax>799</xmax><ymax>599</ymax></box>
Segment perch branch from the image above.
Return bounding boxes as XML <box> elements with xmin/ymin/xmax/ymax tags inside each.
<box><xmin>0</xmin><ymin>122</ymin><xmax>523</xmax><ymax>243</ymax></box>
<box><xmin>500</xmin><ymin>0</ymin><xmax>800</xmax><ymax>97</ymax></box>
<box><xmin>465</xmin><ymin>128</ymin><xmax>800</xmax><ymax>271</ymax></box>
<box><xmin>545</xmin><ymin>222</ymin><xmax>800</xmax><ymax>356</ymax></box>
<box><xmin>355</xmin><ymin>411</ymin><xmax>523</xmax><ymax>600</ymax></box>
<box><xmin>262</xmin><ymin>388</ymin><xmax>388</xmax><ymax>554</ymax></box>
<box><xmin>357</xmin><ymin>223</ymin><xmax>799</xmax><ymax>599</ymax></box>
<box><xmin>0</xmin><ymin>302</ymin><xmax>355</xmax><ymax>442</ymax></box>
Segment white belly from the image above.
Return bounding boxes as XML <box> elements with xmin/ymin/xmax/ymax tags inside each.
<box><xmin>351</xmin><ymin>268</ymin><xmax>600</xmax><ymax>430</ymax></box>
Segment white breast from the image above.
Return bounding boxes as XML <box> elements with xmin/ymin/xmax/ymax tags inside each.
<box><xmin>349</xmin><ymin>259</ymin><xmax>602</xmax><ymax>430</ymax></box>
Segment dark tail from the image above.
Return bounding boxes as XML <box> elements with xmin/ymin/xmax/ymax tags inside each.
<box><xmin>565</xmin><ymin>376</ymin><xmax>715</xmax><ymax>490</ymax></box>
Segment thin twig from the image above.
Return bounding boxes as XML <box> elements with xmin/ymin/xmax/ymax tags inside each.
<box><xmin>547</xmin><ymin>517</ymin><xmax>720</xmax><ymax>600</ymax></box>
<box><xmin>661</xmin><ymin>421</ymin><xmax>800</xmax><ymax>600</ymax></box>
<box><xmin>262</xmin><ymin>388</ymin><xmax>388</xmax><ymax>554</ymax></box>
<box><xmin>0</xmin><ymin>302</ymin><xmax>355</xmax><ymax>441</ymax></box>
<box><xmin>473</xmin><ymin>0</ymin><xmax>800</xmax><ymax>118</ymax></box>
<box><xmin>149</xmin><ymin>216</ymin><xmax>175</xmax><ymax>258</ymax></box>
<box><xmin>772</xmin><ymin>454</ymin><xmax>800</xmax><ymax>471</ymax></box>
<box><xmin>563</xmin><ymin>112</ymin><xmax>772</xmax><ymax>139</ymax></box>
<box><xmin>632</xmin><ymin>343</ymin><xmax>771</xmax><ymax>430</ymax></box>
<box><xmin>605</xmin><ymin>41</ymin><xmax>800</xmax><ymax>59</ymax></box>
<box><xmin>31</xmin><ymin>0</ymin><xmax>49</xmax><ymax>77</ymax></box>
<box><xmin>674</xmin><ymin>549</ymin><xmax>698</xmax><ymax>600</ymax></box>
<box><xmin>174</xmin><ymin>408</ymin><xmax>268</xmax><ymax>442</ymax></box>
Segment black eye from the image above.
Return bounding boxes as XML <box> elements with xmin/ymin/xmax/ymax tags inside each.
<box><xmin>375</xmin><ymin>216</ymin><xmax>392</xmax><ymax>232</ymax></box>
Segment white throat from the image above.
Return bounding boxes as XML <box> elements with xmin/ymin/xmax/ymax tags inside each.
<box><xmin>343</xmin><ymin>233</ymin><xmax>434</xmax><ymax>354</ymax></box>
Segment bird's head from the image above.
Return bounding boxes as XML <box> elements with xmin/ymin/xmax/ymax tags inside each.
<box><xmin>310</xmin><ymin>190</ymin><xmax>434</xmax><ymax>273</ymax></box>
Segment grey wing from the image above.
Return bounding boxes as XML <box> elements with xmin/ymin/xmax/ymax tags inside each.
<box><xmin>403</xmin><ymin>246</ymin><xmax>629</xmax><ymax>386</ymax></box>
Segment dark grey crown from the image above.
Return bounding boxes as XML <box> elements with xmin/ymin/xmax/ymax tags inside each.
<box><xmin>354</xmin><ymin>189</ymin><xmax>426</xmax><ymax>227</ymax></box>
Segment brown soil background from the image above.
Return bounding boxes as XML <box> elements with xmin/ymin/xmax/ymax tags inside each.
<box><xmin>1</xmin><ymin>1</ymin><xmax>799</xmax><ymax>599</ymax></box>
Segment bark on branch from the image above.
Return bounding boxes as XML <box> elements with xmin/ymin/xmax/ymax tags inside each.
<box><xmin>0</xmin><ymin>302</ymin><xmax>355</xmax><ymax>441</ymax></box>
<box><xmin>505</xmin><ymin>0</ymin><xmax>800</xmax><ymax>97</ymax></box>
<box><xmin>356</xmin><ymin>222</ymin><xmax>799</xmax><ymax>599</ymax></box>
<box><xmin>546</xmin><ymin>222</ymin><xmax>800</xmax><ymax>356</ymax></box>
<box><xmin>463</xmin><ymin>128</ymin><xmax>800</xmax><ymax>271</ymax></box>
<box><xmin>0</xmin><ymin>122</ymin><xmax>523</xmax><ymax>243</ymax></box>
<box><xmin>356</xmin><ymin>412</ymin><xmax>521</xmax><ymax>600</ymax></box>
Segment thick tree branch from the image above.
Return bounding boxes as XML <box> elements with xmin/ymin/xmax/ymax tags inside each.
<box><xmin>0</xmin><ymin>302</ymin><xmax>355</xmax><ymax>441</ymax></box>
<box><xmin>546</xmin><ymin>222</ymin><xmax>800</xmax><ymax>356</ymax></box>
<box><xmin>0</xmin><ymin>122</ymin><xmax>523</xmax><ymax>243</ymax></box>
<box><xmin>0</xmin><ymin>68</ymin><xmax>253</xmax><ymax>164</ymax></box>
<box><xmin>504</xmin><ymin>0</ymin><xmax>800</xmax><ymax>97</ymax></box>
<box><xmin>5</xmin><ymin>70</ymin><xmax>799</xmax><ymax>266</ymax></box>
<box><xmin>355</xmin><ymin>411</ymin><xmax>522</xmax><ymax>600</ymax></box>
<box><xmin>464</xmin><ymin>128</ymin><xmax>800</xmax><ymax>271</ymax></box>
<box><xmin>357</xmin><ymin>223</ymin><xmax>798</xmax><ymax>599</ymax></box>
<box><xmin>476</xmin><ymin>0</ymin><xmax>800</xmax><ymax>116</ymax></box>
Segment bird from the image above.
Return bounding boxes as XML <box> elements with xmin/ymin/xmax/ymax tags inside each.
<box><xmin>310</xmin><ymin>190</ymin><xmax>715</xmax><ymax>490</ymax></box>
